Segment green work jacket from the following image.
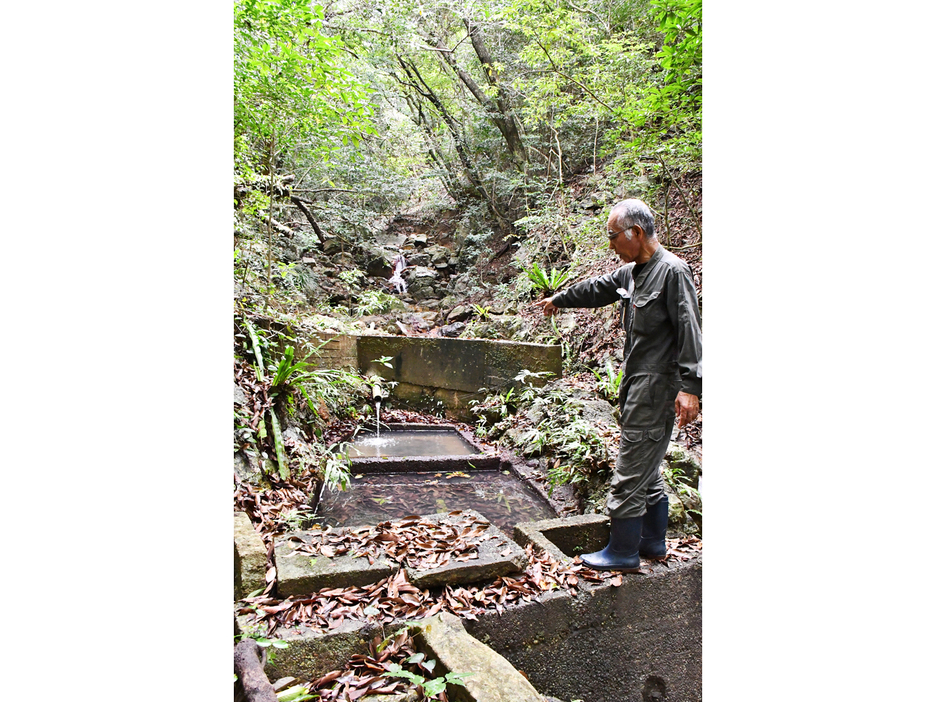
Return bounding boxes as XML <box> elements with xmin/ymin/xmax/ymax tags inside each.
<box><xmin>551</xmin><ymin>246</ymin><xmax>703</xmax><ymax>402</ymax></box>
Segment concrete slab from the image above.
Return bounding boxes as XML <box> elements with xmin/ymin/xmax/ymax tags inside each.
<box><xmin>412</xmin><ymin>613</ymin><xmax>544</xmax><ymax>702</ymax></box>
<box><xmin>274</xmin><ymin>510</ymin><xmax>528</xmax><ymax>596</ymax></box>
<box><xmin>274</xmin><ymin>532</ymin><xmax>396</xmax><ymax>597</ymax></box>
<box><xmin>405</xmin><ymin>511</ymin><xmax>528</xmax><ymax>589</ymax></box>
<box><xmin>235</xmin><ymin>512</ymin><xmax>268</xmax><ymax>600</ymax></box>
<box><xmin>513</xmin><ymin>514</ymin><xmax>610</xmax><ymax>564</ymax></box>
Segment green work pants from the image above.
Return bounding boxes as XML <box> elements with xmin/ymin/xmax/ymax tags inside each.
<box><xmin>607</xmin><ymin>371</ymin><xmax>678</xmax><ymax>519</ymax></box>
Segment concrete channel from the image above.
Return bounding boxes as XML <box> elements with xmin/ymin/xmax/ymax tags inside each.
<box><xmin>235</xmin><ymin>510</ymin><xmax>701</xmax><ymax>702</ymax></box>
<box><xmin>234</xmin><ymin>335</ymin><xmax>701</xmax><ymax>700</ymax></box>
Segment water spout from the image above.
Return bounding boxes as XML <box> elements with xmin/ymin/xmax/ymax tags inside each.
<box><xmin>371</xmin><ymin>378</ymin><xmax>385</xmax><ymax>438</ymax></box>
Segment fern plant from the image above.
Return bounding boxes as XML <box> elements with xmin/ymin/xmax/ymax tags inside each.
<box><xmin>523</xmin><ymin>261</ymin><xmax>571</xmax><ymax>296</ymax></box>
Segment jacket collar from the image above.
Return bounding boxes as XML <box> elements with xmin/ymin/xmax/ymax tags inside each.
<box><xmin>634</xmin><ymin>244</ymin><xmax>666</xmax><ymax>287</ymax></box>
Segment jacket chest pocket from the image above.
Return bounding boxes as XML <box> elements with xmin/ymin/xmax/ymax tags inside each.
<box><xmin>633</xmin><ymin>289</ymin><xmax>665</xmax><ymax>334</ymax></box>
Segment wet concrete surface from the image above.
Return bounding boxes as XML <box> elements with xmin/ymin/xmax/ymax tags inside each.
<box><xmin>346</xmin><ymin>429</ymin><xmax>479</xmax><ymax>457</ymax></box>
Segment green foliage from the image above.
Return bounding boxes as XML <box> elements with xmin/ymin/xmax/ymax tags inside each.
<box><xmin>323</xmin><ymin>443</ymin><xmax>352</xmax><ymax>492</ymax></box>
<box><xmin>478</xmin><ymin>380</ymin><xmax>616</xmax><ymax>493</ymax></box>
<box><xmin>375</xmin><ymin>355</ymin><xmax>395</xmax><ymax>370</ymax></box>
<box><xmin>276</xmin><ymin>684</ymin><xmax>314</xmax><ymax>702</ymax></box>
<box><xmin>663</xmin><ymin>459</ymin><xmax>701</xmax><ymax>506</ymax></box>
<box><xmin>383</xmin><ymin>659</ymin><xmax>472</xmax><ymax>700</ymax></box>
<box><xmin>471</xmin><ymin>303</ymin><xmax>491</xmax><ymax>320</ymax></box>
<box><xmin>355</xmin><ymin>289</ymin><xmax>399</xmax><ymax>315</ymax></box>
<box><xmin>270</xmin><ymin>345</ymin><xmax>312</xmax><ymax>388</ymax></box>
<box><xmin>234</xmin><ymin>0</ymin><xmax>375</xmax><ymax>160</ymax></box>
<box><xmin>523</xmin><ymin>261</ymin><xmax>571</xmax><ymax>296</ymax></box>
<box><xmin>589</xmin><ymin>359</ymin><xmax>624</xmax><ymax>403</ymax></box>
<box><xmin>651</xmin><ymin>0</ymin><xmax>702</xmax><ymax>114</ymax></box>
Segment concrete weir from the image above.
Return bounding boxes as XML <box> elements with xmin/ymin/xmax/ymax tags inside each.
<box><xmin>302</xmin><ymin>333</ymin><xmax>562</xmax><ymax>419</ymax></box>
<box><xmin>235</xmin><ymin>513</ymin><xmax>701</xmax><ymax>702</ymax></box>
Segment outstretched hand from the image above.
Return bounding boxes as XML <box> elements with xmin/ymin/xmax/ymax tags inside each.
<box><xmin>533</xmin><ymin>296</ymin><xmax>560</xmax><ymax>316</ymax></box>
<box><xmin>675</xmin><ymin>391</ymin><xmax>700</xmax><ymax>428</ymax></box>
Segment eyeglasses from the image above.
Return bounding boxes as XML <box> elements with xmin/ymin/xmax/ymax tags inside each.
<box><xmin>607</xmin><ymin>226</ymin><xmax>632</xmax><ymax>241</ymax></box>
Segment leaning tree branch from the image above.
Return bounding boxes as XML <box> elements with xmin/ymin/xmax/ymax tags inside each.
<box><xmin>289</xmin><ymin>197</ymin><xmax>326</xmax><ymax>245</ymax></box>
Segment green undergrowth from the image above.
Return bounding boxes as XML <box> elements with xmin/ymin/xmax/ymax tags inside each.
<box><xmin>472</xmin><ymin>376</ymin><xmax>619</xmax><ymax>494</ymax></box>
<box><xmin>234</xmin><ymin>306</ymin><xmax>375</xmax><ymax>490</ymax></box>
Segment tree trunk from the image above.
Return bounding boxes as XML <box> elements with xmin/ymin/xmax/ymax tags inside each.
<box><xmin>464</xmin><ymin>19</ymin><xmax>528</xmax><ymax>168</ymax></box>
<box><xmin>234</xmin><ymin>639</ymin><xmax>277</xmax><ymax>702</ymax></box>
<box><xmin>394</xmin><ymin>56</ymin><xmax>509</xmax><ymax>230</ymax></box>
<box><xmin>289</xmin><ymin>196</ymin><xmax>326</xmax><ymax>245</ymax></box>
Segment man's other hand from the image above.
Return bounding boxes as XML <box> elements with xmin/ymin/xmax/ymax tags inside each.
<box><xmin>533</xmin><ymin>297</ymin><xmax>559</xmax><ymax>316</ymax></box>
<box><xmin>675</xmin><ymin>391</ymin><xmax>699</xmax><ymax>428</ymax></box>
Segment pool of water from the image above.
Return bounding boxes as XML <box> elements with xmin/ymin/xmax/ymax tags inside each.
<box><xmin>346</xmin><ymin>429</ymin><xmax>479</xmax><ymax>458</ymax></box>
<box><xmin>313</xmin><ymin>469</ymin><xmax>556</xmax><ymax>533</ymax></box>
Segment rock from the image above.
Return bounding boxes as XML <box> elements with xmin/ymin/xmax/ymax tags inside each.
<box><xmin>234</xmin><ymin>512</ymin><xmax>267</xmax><ymax>600</ymax></box>
<box><xmin>322</xmin><ymin>236</ymin><xmax>344</xmax><ymax>255</ymax></box>
<box><xmin>358</xmin><ymin>244</ymin><xmax>392</xmax><ymax>277</ymax></box>
<box><xmin>234</xmin><ymin>382</ymin><xmax>248</xmax><ymax>407</ymax></box>
<box><xmin>590</xmin><ymin>190</ymin><xmax>614</xmax><ymax>207</ymax></box>
<box><xmin>664</xmin><ymin>485</ymin><xmax>687</xmax><ymax>524</ymax></box>
<box><xmin>425</xmin><ymin>244</ymin><xmax>449</xmax><ymax>262</ymax></box>
<box><xmin>333</xmin><ymin>252</ymin><xmax>355</xmax><ymax>268</ymax></box>
<box><xmin>374</xmin><ymin>230</ymin><xmax>407</xmax><ymax>249</ymax></box>
<box><xmin>555</xmin><ymin>312</ymin><xmax>577</xmax><ymax>335</ymax></box>
<box><xmin>407</xmin><ymin>252</ymin><xmax>430</xmax><ymax>267</ymax></box>
<box><xmin>404</xmin><ymin>266</ymin><xmax>438</xmax><ymax>284</ymax></box>
<box><xmin>402</xmin><ymin>311</ymin><xmax>440</xmax><ymax>329</ymax></box>
<box><xmin>275</xmin><ymin>531</ymin><xmax>395</xmax><ymax>595</ymax></box>
<box><xmin>454</xmin><ymin>220</ymin><xmax>470</xmax><ymax>245</ymax></box>
<box><xmin>440</xmin><ymin>322</ymin><xmax>465</xmax><ymax>337</ymax></box>
<box><xmin>282</xmin><ymin>426</ymin><xmax>305</xmax><ymax>443</ymax></box>
<box><xmin>665</xmin><ymin>442</ymin><xmax>702</xmax><ymax>488</ymax></box>
<box><xmin>234</xmin><ymin>450</ymin><xmax>261</xmax><ymax>482</ymax></box>
<box><xmin>451</xmin><ymin>275</ymin><xmax>471</xmax><ymax>295</ymax></box>
<box><xmin>448</xmin><ymin>305</ymin><xmax>472</xmax><ymax>323</ymax></box>
<box><xmin>487</xmin><ymin>314</ymin><xmax>527</xmax><ymax>339</ymax></box>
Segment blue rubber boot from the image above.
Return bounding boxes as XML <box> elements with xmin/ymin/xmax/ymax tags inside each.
<box><xmin>581</xmin><ymin>516</ymin><xmax>642</xmax><ymax>572</ymax></box>
<box><xmin>639</xmin><ymin>495</ymin><xmax>669</xmax><ymax>560</ymax></box>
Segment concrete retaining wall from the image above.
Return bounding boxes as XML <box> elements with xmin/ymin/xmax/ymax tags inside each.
<box><xmin>299</xmin><ymin>332</ymin><xmax>562</xmax><ymax>419</ymax></box>
<box><xmin>464</xmin><ymin>559</ymin><xmax>702</xmax><ymax>702</ymax></box>
<box><xmin>240</xmin><ymin>557</ymin><xmax>701</xmax><ymax>702</ymax></box>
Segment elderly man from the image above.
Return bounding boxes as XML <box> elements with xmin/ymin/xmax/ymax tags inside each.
<box><xmin>534</xmin><ymin>198</ymin><xmax>702</xmax><ymax>571</ymax></box>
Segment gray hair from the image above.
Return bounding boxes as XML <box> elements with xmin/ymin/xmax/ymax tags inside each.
<box><xmin>610</xmin><ymin>199</ymin><xmax>655</xmax><ymax>240</ymax></box>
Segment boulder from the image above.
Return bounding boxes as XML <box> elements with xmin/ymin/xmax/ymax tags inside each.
<box><xmin>447</xmin><ymin>305</ymin><xmax>472</xmax><ymax>323</ymax></box>
<box><xmin>440</xmin><ymin>322</ymin><xmax>465</xmax><ymax>338</ymax></box>
<box><xmin>404</xmin><ymin>266</ymin><xmax>438</xmax><ymax>284</ymax></box>
<box><xmin>407</xmin><ymin>252</ymin><xmax>430</xmax><ymax>267</ymax></box>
